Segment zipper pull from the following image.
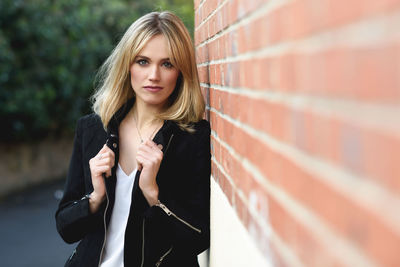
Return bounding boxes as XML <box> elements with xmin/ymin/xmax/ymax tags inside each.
<box><xmin>156</xmin><ymin>200</ymin><xmax>172</xmax><ymax>216</ymax></box>
<box><xmin>155</xmin><ymin>247</ymin><xmax>173</xmax><ymax>267</ymax></box>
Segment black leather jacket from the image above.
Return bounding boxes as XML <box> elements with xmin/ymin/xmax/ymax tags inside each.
<box><xmin>55</xmin><ymin>98</ymin><xmax>211</xmax><ymax>267</ymax></box>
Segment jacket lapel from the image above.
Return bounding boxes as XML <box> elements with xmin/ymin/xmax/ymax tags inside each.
<box><xmin>152</xmin><ymin>120</ymin><xmax>175</xmax><ymax>154</ymax></box>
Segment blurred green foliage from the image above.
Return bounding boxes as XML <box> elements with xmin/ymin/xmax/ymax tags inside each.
<box><xmin>0</xmin><ymin>0</ymin><xmax>194</xmax><ymax>142</ymax></box>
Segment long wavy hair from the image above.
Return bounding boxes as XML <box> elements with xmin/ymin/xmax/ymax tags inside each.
<box><xmin>91</xmin><ymin>11</ymin><xmax>205</xmax><ymax>131</ymax></box>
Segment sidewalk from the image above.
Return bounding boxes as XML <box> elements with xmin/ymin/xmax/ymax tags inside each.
<box><xmin>0</xmin><ymin>180</ymin><xmax>73</xmax><ymax>267</ymax></box>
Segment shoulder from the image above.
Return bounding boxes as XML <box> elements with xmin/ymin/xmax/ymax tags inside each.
<box><xmin>193</xmin><ymin>119</ymin><xmax>210</xmax><ymax>131</ymax></box>
<box><xmin>74</xmin><ymin>113</ymin><xmax>106</xmax><ymax>147</ymax></box>
<box><xmin>73</xmin><ymin>114</ymin><xmax>107</xmax><ymax>153</ymax></box>
<box><xmin>172</xmin><ymin>119</ymin><xmax>210</xmax><ymax>144</ymax></box>
<box><xmin>76</xmin><ymin>113</ymin><xmax>104</xmax><ymax>132</ymax></box>
<box><xmin>192</xmin><ymin>119</ymin><xmax>211</xmax><ymax>138</ymax></box>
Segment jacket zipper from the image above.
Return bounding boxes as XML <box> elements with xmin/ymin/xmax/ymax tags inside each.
<box><xmin>69</xmin><ymin>248</ymin><xmax>77</xmax><ymax>261</ymax></box>
<box><xmin>157</xmin><ymin>130</ymin><xmax>201</xmax><ymax>234</ymax></box>
<box><xmin>155</xmin><ymin>246</ymin><xmax>173</xmax><ymax>267</ymax></box>
<box><xmin>137</xmin><ymin>133</ymin><xmax>175</xmax><ymax>267</ymax></box>
<box><xmin>164</xmin><ymin>134</ymin><xmax>174</xmax><ymax>154</ymax></box>
<box><xmin>140</xmin><ymin>133</ymin><xmax>174</xmax><ymax>267</ymax></box>
<box><xmin>98</xmin><ymin>177</ymin><xmax>110</xmax><ymax>267</ymax></box>
<box><xmin>140</xmin><ymin>219</ymin><xmax>146</xmax><ymax>267</ymax></box>
<box><xmin>156</xmin><ymin>201</ymin><xmax>202</xmax><ymax>234</ymax></box>
<box><xmin>141</xmin><ymin>218</ymin><xmax>173</xmax><ymax>267</ymax></box>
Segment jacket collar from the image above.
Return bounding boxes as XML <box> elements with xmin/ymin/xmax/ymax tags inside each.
<box><xmin>106</xmin><ymin>97</ymin><xmax>135</xmax><ymax>138</ymax></box>
<box><xmin>106</xmin><ymin>98</ymin><xmax>176</xmax><ymax>154</ymax></box>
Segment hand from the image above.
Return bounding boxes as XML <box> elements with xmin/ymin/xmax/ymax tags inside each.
<box><xmin>88</xmin><ymin>144</ymin><xmax>115</xmax><ymax>213</ymax></box>
<box><xmin>136</xmin><ymin>140</ymin><xmax>163</xmax><ymax>206</ymax></box>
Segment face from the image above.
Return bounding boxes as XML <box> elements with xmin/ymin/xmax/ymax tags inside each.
<box><xmin>130</xmin><ymin>34</ymin><xmax>180</xmax><ymax>109</ymax></box>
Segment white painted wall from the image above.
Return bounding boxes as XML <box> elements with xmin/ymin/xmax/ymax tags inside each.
<box><xmin>208</xmin><ymin>178</ymin><xmax>271</xmax><ymax>267</ymax></box>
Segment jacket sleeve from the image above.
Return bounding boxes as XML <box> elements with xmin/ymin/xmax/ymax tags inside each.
<box><xmin>55</xmin><ymin>117</ymin><xmax>104</xmax><ymax>244</ymax></box>
<box><xmin>143</xmin><ymin>120</ymin><xmax>211</xmax><ymax>256</ymax></box>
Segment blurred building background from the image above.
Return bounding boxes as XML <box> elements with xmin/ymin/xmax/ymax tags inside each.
<box><xmin>195</xmin><ymin>0</ymin><xmax>400</xmax><ymax>266</ymax></box>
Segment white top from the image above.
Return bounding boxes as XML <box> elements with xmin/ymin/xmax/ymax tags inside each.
<box><xmin>100</xmin><ymin>164</ymin><xmax>137</xmax><ymax>267</ymax></box>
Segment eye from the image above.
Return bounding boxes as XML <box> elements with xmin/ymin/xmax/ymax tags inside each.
<box><xmin>162</xmin><ymin>61</ymin><xmax>173</xmax><ymax>68</ymax></box>
<box><xmin>136</xmin><ymin>59</ymin><xmax>148</xmax><ymax>66</ymax></box>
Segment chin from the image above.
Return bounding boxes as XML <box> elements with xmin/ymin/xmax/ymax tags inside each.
<box><xmin>141</xmin><ymin>96</ymin><xmax>169</xmax><ymax>107</ymax></box>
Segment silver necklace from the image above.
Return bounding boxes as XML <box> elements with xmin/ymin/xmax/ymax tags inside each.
<box><xmin>133</xmin><ymin>112</ymin><xmax>160</xmax><ymax>143</ymax></box>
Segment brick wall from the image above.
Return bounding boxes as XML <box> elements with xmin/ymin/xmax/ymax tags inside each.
<box><xmin>194</xmin><ymin>0</ymin><xmax>400</xmax><ymax>266</ymax></box>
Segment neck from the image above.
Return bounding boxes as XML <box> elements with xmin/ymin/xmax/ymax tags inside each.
<box><xmin>130</xmin><ymin>99</ymin><xmax>164</xmax><ymax>129</ymax></box>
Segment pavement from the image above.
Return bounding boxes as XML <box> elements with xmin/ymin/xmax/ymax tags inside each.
<box><xmin>0</xmin><ymin>180</ymin><xmax>75</xmax><ymax>267</ymax></box>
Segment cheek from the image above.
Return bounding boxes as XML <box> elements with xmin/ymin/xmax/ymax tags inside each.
<box><xmin>130</xmin><ymin>66</ymin><xmax>144</xmax><ymax>83</ymax></box>
<box><xmin>166</xmin><ymin>71</ymin><xmax>180</xmax><ymax>87</ymax></box>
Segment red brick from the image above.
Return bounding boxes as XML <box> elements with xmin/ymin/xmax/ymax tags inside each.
<box><xmin>267</xmin><ymin>195</ymin><xmax>344</xmax><ymax>266</ymax></box>
<box><xmin>197</xmin><ymin>65</ymin><xmax>208</xmax><ymax>84</ymax></box>
<box><xmin>210</xmin><ymin>87</ymin><xmax>400</xmax><ymax>193</ymax></box>
<box><xmin>197</xmin><ymin>0</ymin><xmax>400</xmax><ymax>265</ymax></box>
<box><xmin>215</xmin><ymin>153</ymin><xmax>345</xmax><ymax>265</ymax></box>
<box><xmin>204</xmin><ymin>42</ymin><xmax>400</xmax><ymax>102</ymax></box>
<box><xmin>363</xmin><ymin>130</ymin><xmax>400</xmax><ymax>193</ymax></box>
<box><xmin>194</xmin><ymin>0</ymin><xmax>202</xmax><ymax>11</ymax></box>
<box><xmin>211</xmin><ymin>110</ymin><xmax>400</xmax><ymax>266</ymax></box>
<box><xmin>197</xmin><ymin>0</ymin><xmax>400</xmax><ymax>49</ymax></box>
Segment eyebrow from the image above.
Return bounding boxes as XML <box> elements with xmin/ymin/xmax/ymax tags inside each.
<box><xmin>136</xmin><ymin>55</ymin><xmax>170</xmax><ymax>61</ymax></box>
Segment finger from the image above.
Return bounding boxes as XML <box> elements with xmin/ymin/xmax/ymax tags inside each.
<box><xmin>98</xmin><ymin>145</ymin><xmax>115</xmax><ymax>158</ymax></box>
<box><xmin>96</xmin><ymin>153</ymin><xmax>104</xmax><ymax>161</ymax></box>
<box><xmin>137</xmin><ymin>154</ymin><xmax>153</xmax><ymax>169</ymax></box>
<box><xmin>147</xmin><ymin>141</ymin><xmax>163</xmax><ymax>153</ymax></box>
<box><xmin>136</xmin><ymin>153</ymin><xmax>149</xmax><ymax>164</ymax></box>
<box><xmin>102</xmin><ymin>148</ymin><xmax>115</xmax><ymax>160</ymax></box>
<box><xmin>99</xmin><ymin>144</ymin><xmax>109</xmax><ymax>154</ymax></box>
<box><xmin>97</xmin><ymin>152</ymin><xmax>115</xmax><ymax>165</ymax></box>
<box><xmin>95</xmin><ymin>165</ymin><xmax>111</xmax><ymax>177</ymax></box>
<box><xmin>143</xmin><ymin>140</ymin><xmax>154</xmax><ymax>146</ymax></box>
<box><xmin>138</xmin><ymin>144</ymin><xmax>155</xmax><ymax>155</ymax></box>
<box><xmin>99</xmin><ymin>153</ymin><xmax>114</xmax><ymax>164</ymax></box>
<box><xmin>94</xmin><ymin>158</ymin><xmax>112</xmax><ymax>169</ymax></box>
<box><xmin>145</xmin><ymin>140</ymin><xmax>161</xmax><ymax>151</ymax></box>
<box><xmin>137</xmin><ymin>147</ymin><xmax>162</xmax><ymax>162</ymax></box>
<box><xmin>136</xmin><ymin>149</ymin><xmax>156</xmax><ymax>162</ymax></box>
<box><xmin>140</xmin><ymin>142</ymin><xmax>163</xmax><ymax>156</ymax></box>
<box><xmin>98</xmin><ymin>155</ymin><xmax>110</xmax><ymax>162</ymax></box>
<box><xmin>138</xmin><ymin>148</ymin><xmax>163</xmax><ymax>165</ymax></box>
<box><xmin>96</xmin><ymin>150</ymin><xmax>108</xmax><ymax>161</ymax></box>
<box><xmin>148</xmin><ymin>141</ymin><xmax>162</xmax><ymax>152</ymax></box>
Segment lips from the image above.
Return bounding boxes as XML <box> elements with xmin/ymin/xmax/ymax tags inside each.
<box><xmin>144</xmin><ymin>86</ymin><xmax>163</xmax><ymax>92</ymax></box>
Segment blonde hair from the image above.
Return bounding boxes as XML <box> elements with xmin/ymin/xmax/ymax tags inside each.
<box><xmin>91</xmin><ymin>11</ymin><xmax>205</xmax><ymax>131</ymax></box>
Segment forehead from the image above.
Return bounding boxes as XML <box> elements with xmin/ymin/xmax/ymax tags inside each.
<box><xmin>137</xmin><ymin>34</ymin><xmax>170</xmax><ymax>60</ymax></box>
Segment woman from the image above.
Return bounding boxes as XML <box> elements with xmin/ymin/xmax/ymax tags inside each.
<box><xmin>55</xmin><ymin>11</ymin><xmax>210</xmax><ymax>267</ymax></box>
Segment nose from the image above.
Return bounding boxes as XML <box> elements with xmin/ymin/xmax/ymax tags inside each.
<box><xmin>148</xmin><ymin>65</ymin><xmax>160</xmax><ymax>81</ymax></box>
